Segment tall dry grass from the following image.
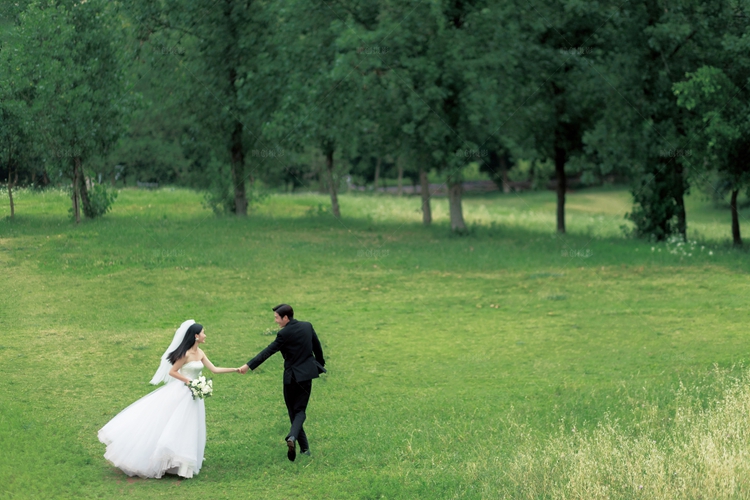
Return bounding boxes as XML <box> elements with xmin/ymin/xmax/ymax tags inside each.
<box><xmin>490</xmin><ymin>367</ymin><xmax>750</xmax><ymax>499</ymax></box>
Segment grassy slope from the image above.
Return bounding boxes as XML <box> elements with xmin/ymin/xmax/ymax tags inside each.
<box><xmin>1</xmin><ymin>187</ymin><xmax>748</xmax><ymax>499</ymax></box>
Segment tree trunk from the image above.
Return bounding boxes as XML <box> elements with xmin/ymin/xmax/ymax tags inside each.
<box><xmin>230</xmin><ymin>118</ymin><xmax>248</xmax><ymax>216</ymax></box>
<box><xmin>80</xmin><ymin>176</ymin><xmax>92</xmax><ymax>217</ymax></box>
<box><xmin>325</xmin><ymin>146</ymin><xmax>340</xmax><ymax>218</ymax></box>
<box><xmin>317</xmin><ymin>158</ymin><xmax>326</xmax><ymax>193</ymax></box>
<box><xmin>373</xmin><ymin>157</ymin><xmax>381</xmax><ymax>193</ymax></box>
<box><xmin>731</xmin><ymin>188</ymin><xmax>742</xmax><ymax>246</ymax></box>
<box><xmin>7</xmin><ymin>156</ymin><xmax>15</xmax><ymax>219</ymax></box>
<box><xmin>42</xmin><ymin>169</ymin><xmax>50</xmax><ymax>187</ymax></box>
<box><xmin>9</xmin><ymin>172</ymin><xmax>16</xmax><ymax>219</ymax></box>
<box><xmin>72</xmin><ymin>158</ymin><xmax>81</xmax><ymax>224</ymax></box>
<box><xmin>555</xmin><ymin>145</ymin><xmax>566</xmax><ymax>234</ymax></box>
<box><xmin>225</xmin><ymin>0</ymin><xmax>248</xmax><ymax>217</ymax></box>
<box><xmin>419</xmin><ymin>167</ymin><xmax>431</xmax><ymax>225</ymax></box>
<box><xmin>673</xmin><ymin>164</ymin><xmax>687</xmax><ymax>240</ymax></box>
<box><xmin>6</xmin><ymin>141</ymin><xmax>14</xmax><ymax>219</ymax></box>
<box><xmin>499</xmin><ymin>154</ymin><xmax>511</xmax><ymax>193</ymax></box>
<box><xmin>448</xmin><ymin>179</ymin><xmax>466</xmax><ymax>232</ymax></box>
<box><xmin>397</xmin><ymin>158</ymin><xmax>404</xmax><ymax>196</ymax></box>
<box><xmin>76</xmin><ymin>157</ymin><xmax>93</xmax><ymax>218</ymax></box>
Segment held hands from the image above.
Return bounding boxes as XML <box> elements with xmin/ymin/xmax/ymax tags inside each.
<box><xmin>238</xmin><ymin>365</ymin><xmax>250</xmax><ymax>375</ymax></box>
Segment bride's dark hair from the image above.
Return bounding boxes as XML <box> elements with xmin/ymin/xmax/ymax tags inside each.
<box><xmin>167</xmin><ymin>323</ymin><xmax>203</xmax><ymax>364</ymax></box>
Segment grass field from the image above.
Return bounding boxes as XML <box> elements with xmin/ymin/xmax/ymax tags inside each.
<box><xmin>1</xmin><ymin>186</ymin><xmax>750</xmax><ymax>499</ymax></box>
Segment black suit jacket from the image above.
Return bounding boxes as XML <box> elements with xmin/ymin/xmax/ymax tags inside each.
<box><xmin>246</xmin><ymin>319</ymin><xmax>326</xmax><ymax>384</ymax></box>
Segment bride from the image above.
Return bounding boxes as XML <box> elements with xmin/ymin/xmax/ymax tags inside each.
<box><xmin>98</xmin><ymin>320</ymin><xmax>237</xmax><ymax>478</ymax></box>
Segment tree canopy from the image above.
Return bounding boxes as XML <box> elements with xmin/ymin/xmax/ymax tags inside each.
<box><xmin>1</xmin><ymin>0</ymin><xmax>748</xmax><ymax>241</ymax></box>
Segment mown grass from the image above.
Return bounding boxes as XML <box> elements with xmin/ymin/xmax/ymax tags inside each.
<box><xmin>1</xmin><ymin>186</ymin><xmax>749</xmax><ymax>499</ymax></box>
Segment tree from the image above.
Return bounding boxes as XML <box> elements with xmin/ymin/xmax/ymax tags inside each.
<box><xmin>8</xmin><ymin>0</ymin><xmax>130</xmax><ymax>222</ymax></box>
<box><xmin>0</xmin><ymin>2</ymin><xmax>33</xmax><ymax>219</ymax></box>
<box><xmin>675</xmin><ymin>67</ymin><xmax>750</xmax><ymax>246</ymax></box>
<box><xmin>461</xmin><ymin>4</ymin><xmax>524</xmax><ymax>197</ymax></box>
<box><xmin>262</xmin><ymin>0</ymin><xmax>369</xmax><ymax>219</ymax></box>
<box><xmin>0</xmin><ymin>101</ymin><xmax>27</xmax><ymax>219</ymax></box>
<box><xmin>0</xmin><ymin>43</ymin><xmax>32</xmax><ymax>219</ymax></box>
<box><xmin>130</xmin><ymin>0</ymin><xmax>282</xmax><ymax>216</ymax></box>
<box><xmin>101</xmin><ymin>52</ymin><xmax>188</xmax><ymax>187</ymax></box>
<box><xmin>340</xmin><ymin>0</ymin><xmax>505</xmax><ymax>232</ymax></box>
<box><xmin>671</xmin><ymin>1</ymin><xmax>750</xmax><ymax>247</ymax></box>
<box><xmin>590</xmin><ymin>0</ymin><xmax>726</xmax><ymax>241</ymax></box>
<box><xmin>506</xmin><ymin>0</ymin><xmax>609</xmax><ymax>234</ymax></box>
<box><xmin>480</xmin><ymin>150</ymin><xmax>514</xmax><ymax>192</ymax></box>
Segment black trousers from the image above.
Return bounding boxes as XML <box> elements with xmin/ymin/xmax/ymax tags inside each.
<box><xmin>283</xmin><ymin>377</ymin><xmax>312</xmax><ymax>450</ymax></box>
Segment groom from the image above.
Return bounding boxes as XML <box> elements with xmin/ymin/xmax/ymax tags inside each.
<box><xmin>240</xmin><ymin>304</ymin><xmax>326</xmax><ymax>461</ymax></box>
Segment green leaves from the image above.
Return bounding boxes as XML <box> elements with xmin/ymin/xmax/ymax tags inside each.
<box><xmin>8</xmin><ymin>0</ymin><xmax>132</xmax><ymax>169</ymax></box>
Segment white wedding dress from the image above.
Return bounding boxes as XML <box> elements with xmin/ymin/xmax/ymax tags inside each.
<box><xmin>98</xmin><ymin>361</ymin><xmax>206</xmax><ymax>478</ymax></box>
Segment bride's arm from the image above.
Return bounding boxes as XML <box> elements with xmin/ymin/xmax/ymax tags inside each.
<box><xmin>169</xmin><ymin>356</ymin><xmax>191</xmax><ymax>384</ymax></box>
<box><xmin>201</xmin><ymin>352</ymin><xmax>239</xmax><ymax>374</ymax></box>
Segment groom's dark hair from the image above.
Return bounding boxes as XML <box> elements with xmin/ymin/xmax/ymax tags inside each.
<box><xmin>273</xmin><ymin>304</ymin><xmax>294</xmax><ymax>320</ymax></box>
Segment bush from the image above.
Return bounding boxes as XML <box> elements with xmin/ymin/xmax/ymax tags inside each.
<box><xmin>83</xmin><ymin>183</ymin><xmax>118</xmax><ymax>218</ymax></box>
<box><xmin>202</xmin><ymin>179</ymin><xmax>268</xmax><ymax>216</ymax></box>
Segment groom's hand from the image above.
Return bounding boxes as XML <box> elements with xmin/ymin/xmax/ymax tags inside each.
<box><xmin>238</xmin><ymin>364</ymin><xmax>250</xmax><ymax>374</ymax></box>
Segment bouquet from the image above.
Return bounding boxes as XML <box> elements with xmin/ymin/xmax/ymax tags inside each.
<box><xmin>186</xmin><ymin>376</ymin><xmax>213</xmax><ymax>400</ymax></box>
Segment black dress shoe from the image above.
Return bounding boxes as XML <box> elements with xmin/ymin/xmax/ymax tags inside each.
<box><xmin>300</xmin><ymin>449</ymin><xmax>311</xmax><ymax>457</ymax></box>
<box><xmin>286</xmin><ymin>437</ymin><xmax>296</xmax><ymax>462</ymax></box>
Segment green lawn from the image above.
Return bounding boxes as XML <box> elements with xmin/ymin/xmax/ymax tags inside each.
<box><xmin>1</xmin><ymin>187</ymin><xmax>749</xmax><ymax>499</ymax></box>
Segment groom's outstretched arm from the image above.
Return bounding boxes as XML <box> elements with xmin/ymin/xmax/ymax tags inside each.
<box><xmin>246</xmin><ymin>333</ymin><xmax>284</xmax><ymax>371</ymax></box>
<box><xmin>311</xmin><ymin>326</ymin><xmax>325</xmax><ymax>366</ymax></box>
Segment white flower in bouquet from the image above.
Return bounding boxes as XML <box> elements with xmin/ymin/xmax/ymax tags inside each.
<box><xmin>186</xmin><ymin>376</ymin><xmax>214</xmax><ymax>400</ymax></box>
